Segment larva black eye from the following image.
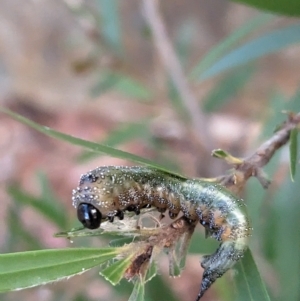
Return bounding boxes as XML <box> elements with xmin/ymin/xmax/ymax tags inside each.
<box><xmin>77</xmin><ymin>203</ymin><xmax>102</xmax><ymax>229</ymax></box>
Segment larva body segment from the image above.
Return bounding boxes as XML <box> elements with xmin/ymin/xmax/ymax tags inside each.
<box><xmin>72</xmin><ymin>166</ymin><xmax>251</xmax><ymax>300</ymax></box>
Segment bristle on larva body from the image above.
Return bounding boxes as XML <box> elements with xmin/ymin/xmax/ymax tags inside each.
<box><xmin>72</xmin><ymin>166</ymin><xmax>251</xmax><ymax>300</ymax></box>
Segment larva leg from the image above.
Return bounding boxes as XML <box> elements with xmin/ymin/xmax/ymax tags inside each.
<box><xmin>196</xmin><ymin>241</ymin><xmax>245</xmax><ymax>301</ymax></box>
<box><xmin>127</xmin><ymin>205</ymin><xmax>141</xmax><ymax>215</ymax></box>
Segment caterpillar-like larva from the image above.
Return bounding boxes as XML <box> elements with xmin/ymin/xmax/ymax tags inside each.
<box><xmin>72</xmin><ymin>166</ymin><xmax>251</xmax><ymax>300</ymax></box>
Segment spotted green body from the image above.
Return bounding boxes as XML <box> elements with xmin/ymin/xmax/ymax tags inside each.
<box><xmin>72</xmin><ymin>166</ymin><xmax>251</xmax><ymax>300</ymax></box>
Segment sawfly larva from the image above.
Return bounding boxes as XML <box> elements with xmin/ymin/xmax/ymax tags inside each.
<box><xmin>72</xmin><ymin>166</ymin><xmax>251</xmax><ymax>300</ymax></box>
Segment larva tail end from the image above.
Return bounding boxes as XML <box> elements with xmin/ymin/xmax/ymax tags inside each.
<box><xmin>196</xmin><ymin>265</ymin><xmax>222</xmax><ymax>300</ymax></box>
<box><xmin>195</xmin><ymin>292</ymin><xmax>204</xmax><ymax>301</ymax></box>
<box><xmin>196</xmin><ymin>241</ymin><xmax>246</xmax><ymax>300</ymax></box>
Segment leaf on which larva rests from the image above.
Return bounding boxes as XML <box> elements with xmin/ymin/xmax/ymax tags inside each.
<box><xmin>128</xmin><ymin>278</ymin><xmax>145</xmax><ymax>301</ymax></box>
<box><xmin>100</xmin><ymin>256</ymin><xmax>135</xmax><ymax>285</ymax></box>
<box><xmin>0</xmin><ymin>248</ymin><xmax>119</xmax><ymax>292</ymax></box>
<box><xmin>0</xmin><ymin>107</ymin><xmax>186</xmax><ymax>179</ymax></box>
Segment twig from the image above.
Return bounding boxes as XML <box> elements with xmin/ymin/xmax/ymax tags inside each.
<box><xmin>142</xmin><ymin>0</ymin><xmax>211</xmax><ymax>151</ymax></box>
<box><xmin>218</xmin><ymin>112</ymin><xmax>300</xmax><ymax>194</ymax></box>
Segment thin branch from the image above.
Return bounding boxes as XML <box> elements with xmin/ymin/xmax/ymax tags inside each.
<box><xmin>218</xmin><ymin>112</ymin><xmax>300</xmax><ymax>193</ymax></box>
<box><xmin>142</xmin><ymin>0</ymin><xmax>212</xmax><ymax>151</ymax></box>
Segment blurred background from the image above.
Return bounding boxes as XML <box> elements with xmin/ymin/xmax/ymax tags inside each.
<box><xmin>0</xmin><ymin>0</ymin><xmax>300</xmax><ymax>301</ymax></box>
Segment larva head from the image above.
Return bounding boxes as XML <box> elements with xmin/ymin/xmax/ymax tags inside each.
<box><xmin>72</xmin><ymin>167</ymin><xmax>120</xmax><ymax>229</ymax></box>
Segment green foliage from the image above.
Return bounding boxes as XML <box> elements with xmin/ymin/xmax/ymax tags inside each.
<box><xmin>0</xmin><ymin>248</ymin><xmax>119</xmax><ymax>292</ymax></box>
<box><xmin>77</xmin><ymin>122</ymin><xmax>151</xmax><ymax>163</ymax></box>
<box><xmin>289</xmin><ymin>128</ymin><xmax>298</xmax><ymax>181</ymax></box>
<box><xmin>129</xmin><ymin>281</ymin><xmax>145</xmax><ymax>301</ymax></box>
<box><xmin>232</xmin><ymin>0</ymin><xmax>300</xmax><ymax>16</ymax></box>
<box><xmin>197</xmin><ymin>24</ymin><xmax>300</xmax><ymax>81</ymax></box>
<box><xmin>100</xmin><ymin>256</ymin><xmax>134</xmax><ymax>285</ymax></box>
<box><xmin>0</xmin><ymin>108</ymin><xmax>273</xmax><ymax>301</ymax></box>
<box><xmin>191</xmin><ymin>13</ymin><xmax>273</xmax><ymax>80</ymax></box>
<box><xmin>234</xmin><ymin>249</ymin><xmax>271</xmax><ymax>301</ymax></box>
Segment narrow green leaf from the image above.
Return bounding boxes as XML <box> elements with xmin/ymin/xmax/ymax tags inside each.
<box><xmin>55</xmin><ymin>227</ymin><xmax>104</xmax><ymax>238</ymax></box>
<box><xmin>232</xmin><ymin>0</ymin><xmax>300</xmax><ymax>16</ymax></box>
<box><xmin>200</xmin><ymin>24</ymin><xmax>300</xmax><ymax>81</ymax></box>
<box><xmin>289</xmin><ymin>128</ymin><xmax>298</xmax><ymax>182</ymax></box>
<box><xmin>100</xmin><ymin>256</ymin><xmax>133</xmax><ymax>285</ymax></box>
<box><xmin>77</xmin><ymin>122</ymin><xmax>150</xmax><ymax>163</ymax></box>
<box><xmin>0</xmin><ymin>107</ymin><xmax>185</xmax><ymax>179</ymax></box>
<box><xmin>109</xmin><ymin>237</ymin><xmax>135</xmax><ymax>247</ymax></box>
<box><xmin>0</xmin><ymin>248</ymin><xmax>119</xmax><ymax>292</ymax></box>
<box><xmin>168</xmin><ymin>253</ymin><xmax>181</xmax><ymax>277</ymax></box>
<box><xmin>128</xmin><ymin>280</ymin><xmax>145</xmax><ymax>301</ymax></box>
<box><xmin>145</xmin><ymin>262</ymin><xmax>157</xmax><ymax>283</ymax></box>
<box><xmin>191</xmin><ymin>13</ymin><xmax>272</xmax><ymax>80</ymax></box>
<box><xmin>234</xmin><ymin>248</ymin><xmax>271</xmax><ymax>301</ymax></box>
<box><xmin>211</xmin><ymin>149</ymin><xmax>243</xmax><ymax>164</ymax></box>
<box><xmin>212</xmin><ymin>149</ymin><xmax>232</xmax><ymax>159</ymax></box>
